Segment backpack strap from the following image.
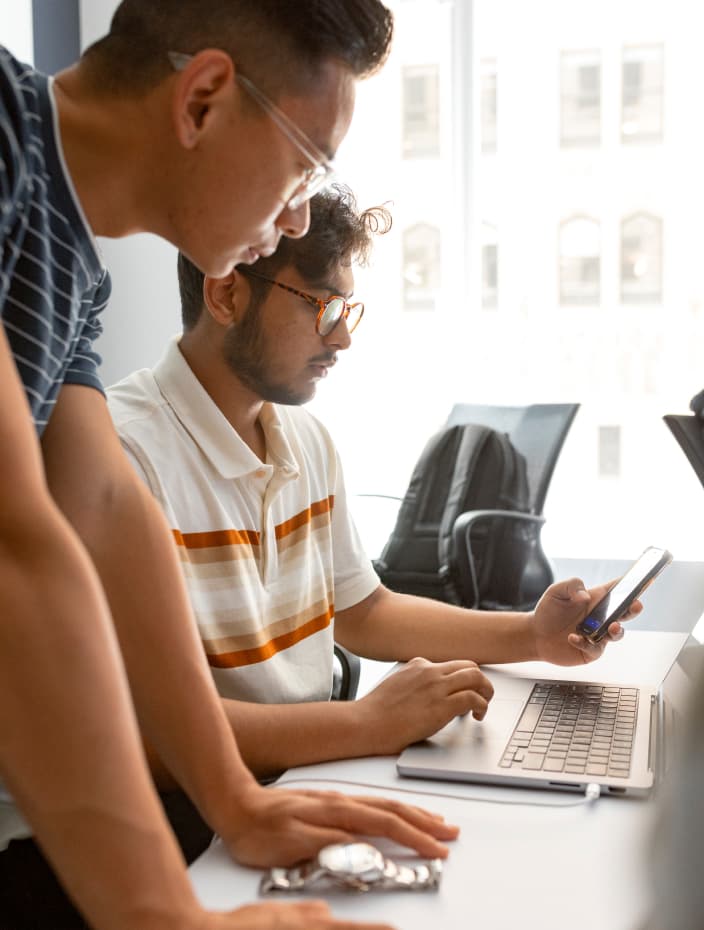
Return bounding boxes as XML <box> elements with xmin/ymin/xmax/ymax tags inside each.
<box><xmin>437</xmin><ymin>423</ymin><xmax>496</xmax><ymax>603</ymax></box>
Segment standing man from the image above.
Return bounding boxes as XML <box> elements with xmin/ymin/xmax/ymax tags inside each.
<box><xmin>108</xmin><ymin>183</ymin><xmax>633</xmax><ymax>788</ymax></box>
<box><xmin>0</xmin><ymin>3</ymin><xmax>454</xmax><ymax>930</ymax></box>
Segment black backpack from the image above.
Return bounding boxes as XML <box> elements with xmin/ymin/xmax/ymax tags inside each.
<box><xmin>374</xmin><ymin>423</ymin><xmax>536</xmax><ymax>610</ymax></box>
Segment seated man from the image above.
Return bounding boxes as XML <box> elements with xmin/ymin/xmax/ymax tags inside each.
<box><xmin>107</xmin><ymin>184</ymin><xmax>634</xmax><ymax>783</ymax></box>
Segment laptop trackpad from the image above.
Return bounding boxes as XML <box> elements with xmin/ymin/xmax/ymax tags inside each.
<box><xmin>397</xmin><ymin>697</ymin><xmax>525</xmax><ymax>778</ymax></box>
<box><xmin>433</xmin><ymin>698</ymin><xmax>525</xmax><ymax>748</ymax></box>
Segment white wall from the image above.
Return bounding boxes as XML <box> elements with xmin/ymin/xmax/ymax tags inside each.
<box><xmin>1</xmin><ymin>2</ymin><xmax>34</xmax><ymax>64</ymax></box>
<box><xmin>80</xmin><ymin>0</ymin><xmax>181</xmax><ymax>386</ymax></box>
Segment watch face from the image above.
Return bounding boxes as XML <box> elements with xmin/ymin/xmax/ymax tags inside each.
<box><xmin>318</xmin><ymin>843</ymin><xmax>385</xmax><ymax>878</ymax></box>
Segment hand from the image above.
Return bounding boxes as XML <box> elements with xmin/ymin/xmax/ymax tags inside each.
<box><xmin>358</xmin><ymin>656</ymin><xmax>494</xmax><ymax>754</ymax></box>
<box><xmin>532</xmin><ymin>577</ymin><xmax>641</xmax><ymax>666</ymax></box>
<box><xmin>220</xmin><ymin>781</ymin><xmax>458</xmax><ymax>868</ymax></box>
<box><xmin>202</xmin><ymin>901</ymin><xmax>396</xmax><ymax>930</ymax></box>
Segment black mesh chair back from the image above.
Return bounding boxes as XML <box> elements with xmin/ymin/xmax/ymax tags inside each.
<box><xmin>663</xmin><ymin>414</ymin><xmax>704</xmax><ymax>489</ymax></box>
<box><xmin>445</xmin><ymin>403</ymin><xmax>580</xmax><ymax>515</ymax></box>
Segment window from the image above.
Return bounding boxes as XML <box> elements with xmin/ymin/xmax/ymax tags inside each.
<box><xmin>402</xmin><ymin>65</ymin><xmax>440</xmax><ymax>158</ymax></box>
<box><xmin>480</xmin><ymin>59</ymin><xmax>497</xmax><ymax>153</ymax></box>
<box><xmin>560</xmin><ymin>50</ymin><xmax>601</xmax><ymax>147</ymax></box>
<box><xmin>482</xmin><ymin>224</ymin><xmax>498</xmax><ymax>308</ymax></box>
<box><xmin>598</xmin><ymin>426</ymin><xmax>621</xmax><ymax>477</ymax></box>
<box><xmin>621</xmin><ymin>213</ymin><xmax>663</xmax><ymax>303</ymax></box>
<box><xmin>402</xmin><ymin>223</ymin><xmax>441</xmax><ymax>310</ymax></box>
<box><xmin>559</xmin><ymin>217</ymin><xmax>600</xmax><ymax>305</ymax></box>
<box><xmin>622</xmin><ymin>45</ymin><xmax>664</xmax><ymax>142</ymax></box>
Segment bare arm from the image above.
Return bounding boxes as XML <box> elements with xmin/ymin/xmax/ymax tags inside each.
<box><xmin>40</xmin><ymin>386</ymin><xmax>459</xmax><ymax>863</ymax></box>
<box><xmin>0</xmin><ymin>329</ymin><xmax>207</xmax><ymax>930</ymax></box>
<box><xmin>335</xmin><ymin>581</ymin><xmax>631</xmax><ymax>667</ymax></box>
<box><xmin>145</xmin><ymin>658</ymin><xmax>492</xmax><ymax>783</ymax></box>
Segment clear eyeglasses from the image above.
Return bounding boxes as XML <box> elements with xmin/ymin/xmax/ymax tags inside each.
<box><xmin>168</xmin><ymin>51</ymin><xmax>335</xmax><ymax>210</ymax></box>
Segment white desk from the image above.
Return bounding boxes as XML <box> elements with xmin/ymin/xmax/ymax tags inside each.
<box><xmin>189</xmin><ymin>631</ymin><xmax>691</xmax><ymax>930</ymax></box>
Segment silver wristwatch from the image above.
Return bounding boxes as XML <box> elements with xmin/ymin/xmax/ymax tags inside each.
<box><xmin>259</xmin><ymin>842</ymin><xmax>442</xmax><ymax>894</ymax></box>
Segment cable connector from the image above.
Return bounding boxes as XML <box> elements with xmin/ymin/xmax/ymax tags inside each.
<box><xmin>585</xmin><ymin>782</ymin><xmax>601</xmax><ymax>803</ymax></box>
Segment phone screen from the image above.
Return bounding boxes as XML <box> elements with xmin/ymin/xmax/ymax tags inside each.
<box><xmin>579</xmin><ymin>547</ymin><xmax>672</xmax><ymax>640</ymax></box>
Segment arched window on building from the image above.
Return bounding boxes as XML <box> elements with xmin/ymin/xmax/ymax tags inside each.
<box><xmin>559</xmin><ymin>216</ymin><xmax>600</xmax><ymax>305</ymax></box>
<box><xmin>621</xmin><ymin>212</ymin><xmax>663</xmax><ymax>304</ymax></box>
<box><xmin>402</xmin><ymin>223</ymin><xmax>441</xmax><ymax>311</ymax></box>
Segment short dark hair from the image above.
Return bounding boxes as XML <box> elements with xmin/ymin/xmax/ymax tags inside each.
<box><xmin>178</xmin><ymin>183</ymin><xmax>391</xmax><ymax>330</ymax></box>
<box><xmin>81</xmin><ymin>0</ymin><xmax>393</xmax><ymax>99</ymax></box>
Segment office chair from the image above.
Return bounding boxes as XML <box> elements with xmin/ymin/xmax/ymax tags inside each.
<box><xmin>373</xmin><ymin>402</ymin><xmax>580</xmax><ymax>611</ymax></box>
<box><xmin>444</xmin><ymin>403</ymin><xmax>580</xmax><ymax>609</ymax></box>
<box><xmin>331</xmin><ymin>643</ymin><xmax>361</xmax><ymax>701</ymax></box>
<box><xmin>663</xmin><ymin>414</ymin><xmax>704</xmax><ymax>489</ymax></box>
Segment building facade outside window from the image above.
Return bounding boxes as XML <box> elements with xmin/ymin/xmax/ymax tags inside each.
<box><xmin>621</xmin><ymin>44</ymin><xmax>664</xmax><ymax>143</ymax></box>
<box><xmin>402</xmin><ymin>223</ymin><xmax>441</xmax><ymax>310</ymax></box>
<box><xmin>621</xmin><ymin>213</ymin><xmax>663</xmax><ymax>303</ymax></box>
<box><xmin>598</xmin><ymin>425</ymin><xmax>622</xmax><ymax>477</ymax></box>
<box><xmin>480</xmin><ymin>58</ymin><xmax>497</xmax><ymax>153</ymax></box>
<box><xmin>402</xmin><ymin>64</ymin><xmax>440</xmax><ymax>158</ymax></box>
<box><xmin>559</xmin><ymin>216</ymin><xmax>601</xmax><ymax>305</ymax></box>
<box><xmin>560</xmin><ymin>49</ymin><xmax>601</xmax><ymax>147</ymax></box>
<box><xmin>482</xmin><ymin>223</ymin><xmax>498</xmax><ymax>308</ymax></box>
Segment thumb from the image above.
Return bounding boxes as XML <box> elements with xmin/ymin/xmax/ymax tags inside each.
<box><xmin>549</xmin><ymin>577</ymin><xmax>589</xmax><ymax>603</ymax></box>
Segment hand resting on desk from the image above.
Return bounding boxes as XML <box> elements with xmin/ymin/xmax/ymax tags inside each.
<box><xmin>220</xmin><ymin>781</ymin><xmax>458</xmax><ymax>868</ymax></box>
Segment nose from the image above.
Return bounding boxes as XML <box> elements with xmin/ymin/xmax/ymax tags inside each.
<box><xmin>324</xmin><ymin>316</ymin><xmax>352</xmax><ymax>351</ymax></box>
<box><xmin>276</xmin><ymin>199</ymin><xmax>310</xmax><ymax>239</ymax></box>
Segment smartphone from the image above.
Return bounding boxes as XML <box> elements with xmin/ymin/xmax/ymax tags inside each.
<box><xmin>577</xmin><ymin>546</ymin><xmax>673</xmax><ymax>644</ymax></box>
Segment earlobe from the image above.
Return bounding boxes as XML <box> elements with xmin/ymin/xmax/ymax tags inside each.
<box><xmin>171</xmin><ymin>50</ymin><xmax>235</xmax><ymax>149</ymax></box>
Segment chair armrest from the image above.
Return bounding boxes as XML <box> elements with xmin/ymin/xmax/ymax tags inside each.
<box><xmin>354</xmin><ymin>493</ymin><xmax>404</xmax><ymax>502</ymax></box>
<box><xmin>447</xmin><ymin>510</ymin><xmax>547</xmax><ymax>610</ymax></box>
<box><xmin>332</xmin><ymin>643</ymin><xmax>361</xmax><ymax>702</ymax></box>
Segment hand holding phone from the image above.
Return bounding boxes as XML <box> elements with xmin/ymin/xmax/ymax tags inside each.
<box><xmin>577</xmin><ymin>546</ymin><xmax>673</xmax><ymax>644</ymax></box>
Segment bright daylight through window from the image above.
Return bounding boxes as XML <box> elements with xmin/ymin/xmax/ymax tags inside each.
<box><xmin>310</xmin><ymin>0</ymin><xmax>704</xmax><ymax>563</ymax></box>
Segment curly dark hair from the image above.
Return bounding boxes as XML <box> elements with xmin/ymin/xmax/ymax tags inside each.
<box><xmin>81</xmin><ymin>0</ymin><xmax>393</xmax><ymax>100</ymax></box>
<box><xmin>178</xmin><ymin>183</ymin><xmax>391</xmax><ymax>330</ymax></box>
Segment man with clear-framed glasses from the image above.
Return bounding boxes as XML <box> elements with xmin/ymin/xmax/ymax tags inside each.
<box><xmin>108</xmin><ymin>184</ymin><xmax>635</xmax><ymax>812</ymax></box>
<box><xmin>0</xmin><ymin>2</ymin><xmax>465</xmax><ymax>929</ymax></box>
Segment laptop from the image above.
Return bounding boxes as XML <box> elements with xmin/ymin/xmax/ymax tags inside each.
<box><xmin>397</xmin><ymin>637</ymin><xmax>695</xmax><ymax>797</ymax></box>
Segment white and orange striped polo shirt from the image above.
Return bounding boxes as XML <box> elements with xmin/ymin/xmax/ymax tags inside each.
<box><xmin>107</xmin><ymin>338</ymin><xmax>379</xmax><ymax>705</ymax></box>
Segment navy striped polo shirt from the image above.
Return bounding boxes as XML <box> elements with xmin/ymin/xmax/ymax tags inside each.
<box><xmin>0</xmin><ymin>46</ymin><xmax>110</xmax><ymax>435</ymax></box>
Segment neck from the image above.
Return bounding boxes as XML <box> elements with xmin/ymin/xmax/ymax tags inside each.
<box><xmin>178</xmin><ymin>332</ymin><xmax>267</xmax><ymax>461</ymax></box>
<box><xmin>51</xmin><ymin>65</ymin><xmax>171</xmax><ymax>239</ymax></box>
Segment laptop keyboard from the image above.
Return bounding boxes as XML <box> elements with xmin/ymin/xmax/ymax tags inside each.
<box><xmin>499</xmin><ymin>682</ymin><xmax>638</xmax><ymax>778</ymax></box>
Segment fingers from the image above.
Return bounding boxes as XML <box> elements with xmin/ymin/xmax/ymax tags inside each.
<box><xmin>403</xmin><ymin>658</ymin><xmax>495</xmax><ymax>720</ymax></box>
<box><xmin>442</xmin><ymin>667</ymin><xmax>494</xmax><ymax>719</ymax></box>
<box><xmin>281</xmin><ymin>790</ymin><xmax>458</xmax><ymax>858</ymax></box>
<box><xmin>220</xmin><ymin>900</ymin><xmax>396</xmax><ymax>930</ymax></box>
<box><xmin>566</xmin><ymin>632</ymin><xmax>607</xmax><ymax>662</ymax></box>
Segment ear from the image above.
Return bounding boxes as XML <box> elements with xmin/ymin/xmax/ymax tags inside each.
<box><xmin>170</xmin><ymin>49</ymin><xmax>236</xmax><ymax>149</ymax></box>
<box><xmin>202</xmin><ymin>269</ymin><xmax>247</xmax><ymax>326</ymax></box>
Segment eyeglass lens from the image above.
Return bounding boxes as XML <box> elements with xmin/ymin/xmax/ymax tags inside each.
<box><xmin>318</xmin><ymin>299</ymin><xmax>363</xmax><ymax>336</ymax></box>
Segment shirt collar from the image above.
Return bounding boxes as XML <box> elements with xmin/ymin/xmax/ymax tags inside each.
<box><xmin>152</xmin><ymin>337</ymin><xmax>300</xmax><ymax>481</ymax></box>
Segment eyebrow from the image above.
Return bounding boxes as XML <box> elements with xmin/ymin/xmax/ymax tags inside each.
<box><xmin>312</xmin><ymin>279</ymin><xmax>353</xmax><ymax>300</ymax></box>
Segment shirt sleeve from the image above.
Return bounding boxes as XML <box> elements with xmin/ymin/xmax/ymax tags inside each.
<box><xmin>62</xmin><ymin>269</ymin><xmax>110</xmax><ymax>395</ymax></box>
<box><xmin>0</xmin><ymin>50</ymin><xmax>30</xmax><ymax>315</ymax></box>
<box><xmin>329</xmin><ymin>445</ymin><xmax>381</xmax><ymax>612</ymax></box>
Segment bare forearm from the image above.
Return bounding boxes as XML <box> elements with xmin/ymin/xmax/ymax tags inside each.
<box><xmin>41</xmin><ymin>388</ymin><xmax>275</xmax><ymax>853</ymax></box>
<box><xmin>336</xmin><ymin>587</ymin><xmax>538</xmax><ymax>665</ymax></box>
<box><xmin>221</xmin><ymin>698</ymin><xmax>386</xmax><ymax>778</ymax></box>
<box><xmin>0</xmin><ymin>509</ymin><xmax>200</xmax><ymax>930</ymax></box>
<box><xmin>81</xmin><ymin>478</ymin><xmax>257</xmax><ymax>828</ymax></box>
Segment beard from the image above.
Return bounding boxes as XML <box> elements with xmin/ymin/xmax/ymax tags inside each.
<box><xmin>222</xmin><ymin>303</ymin><xmax>315</xmax><ymax>406</ymax></box>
